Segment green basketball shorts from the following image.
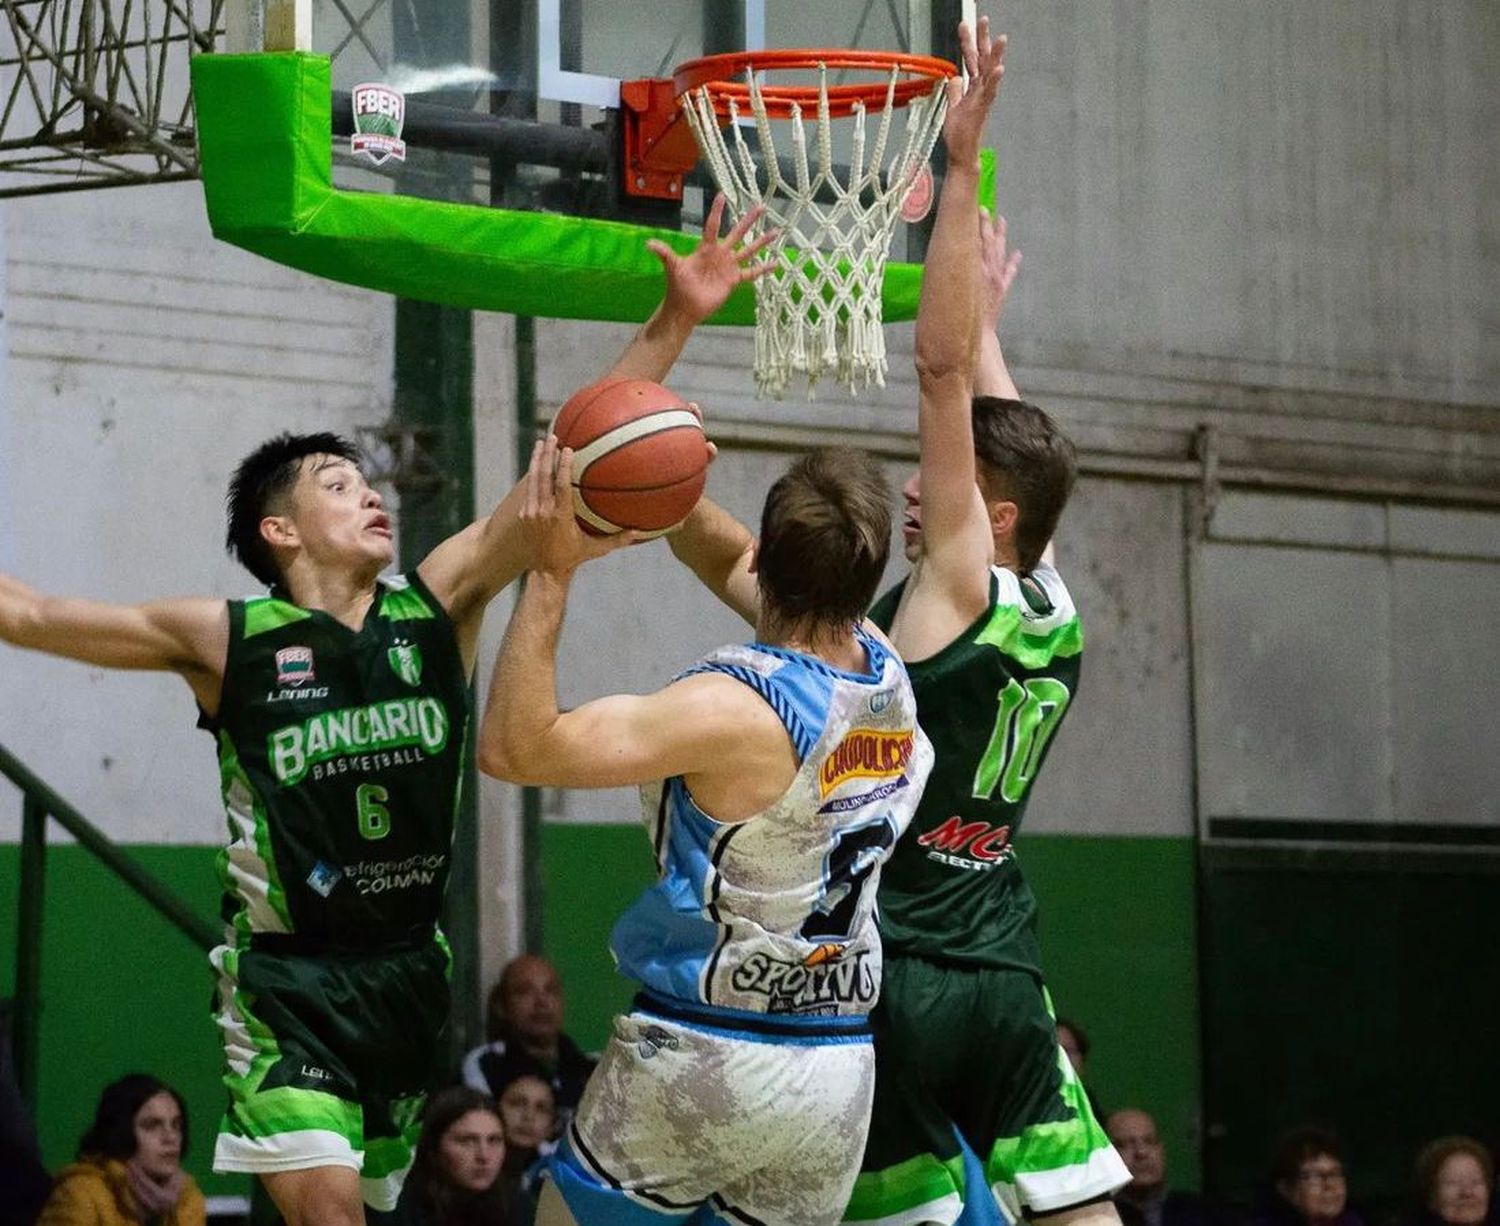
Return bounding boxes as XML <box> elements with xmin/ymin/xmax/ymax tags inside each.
<box><xmin>847</xmin><ymin>955</ymin><xmax>1128</xmax><ymax>1225</ymax></box>
<box><xmin>209</xmin><ymin>937</ymin><xmax>450</xmax><ymax>1211</ymax></box>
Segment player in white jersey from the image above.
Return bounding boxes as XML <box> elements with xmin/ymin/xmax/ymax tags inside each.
<box><xmin>478</xmin><ymin>433</ymin><xmax>932</xmax><ymax>1226</ymax></box>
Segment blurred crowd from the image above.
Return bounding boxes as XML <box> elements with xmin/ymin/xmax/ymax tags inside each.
<box><xmin>5</xmin><ymin>978</ymin><xmax>1492</xmax><ymax>1226</ymax></box>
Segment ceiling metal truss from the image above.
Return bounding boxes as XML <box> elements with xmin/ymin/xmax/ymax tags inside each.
<box><xmin>0</xmin><ymin>0</ymin><xmax>224</xmax><ymax>197</ymax></box>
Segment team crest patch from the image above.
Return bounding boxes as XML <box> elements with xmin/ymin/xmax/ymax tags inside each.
<box><xmin>275</xmin><ymin>646</ymin><xmax>315</xmax><ymax>687</ymax></box>
<box><xmin>388</xmin><ymin>640</ymin><xmax>423</xmax><ymax>687</ymax></box>
<box><xmin>351</xmin><ymin>82</ymin><xmax>406</xmax><ymax>165</ymax></box>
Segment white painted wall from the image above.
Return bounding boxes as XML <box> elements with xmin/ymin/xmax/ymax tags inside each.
<box><xmin>0</xmin><ymin>212</ymin><xmax>12</xmax><ymax>574</ymax></box>
<box><xmin>0</xmin><ymin>182</ymin><xmax>395</xmax><ymax>843</ymax></box>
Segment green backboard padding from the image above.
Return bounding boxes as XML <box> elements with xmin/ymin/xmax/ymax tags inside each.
<box><xmin>191</xmin><ymin>53</ymin><xmax>996</xmax><ymax>323</ymax></box>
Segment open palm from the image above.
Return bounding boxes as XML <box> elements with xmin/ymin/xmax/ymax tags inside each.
<box><xmin>646</xmin><ymin>194</ymin><xmax>777</xmax><ymax>325</ymax></box>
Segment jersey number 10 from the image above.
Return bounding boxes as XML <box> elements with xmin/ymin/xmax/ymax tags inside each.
<box><xmin>972</xmin><ymin>677</ymin><xmax>1071</xmax><ymax>804</ymax></box>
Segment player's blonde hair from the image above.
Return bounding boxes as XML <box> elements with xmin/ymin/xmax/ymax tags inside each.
<box><xmin>757</xmin><ymin>447</ymin><xmax>892</xmax><ymax>637</ymax></box>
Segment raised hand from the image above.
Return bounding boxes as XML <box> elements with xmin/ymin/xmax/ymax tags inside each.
<box><xmin>979</xmin><ymin>209</ymin><xmax>1022</xmax><ymax>332</ymax></box>
<box><xmin>942</xmin><ymin>14</ymin><xmax>1006</xmax><ymax>172</ymax></box>
<box><xmin>521</xmin><ymin>436</ymin><xmax>639</xmax><ymax>576</ymax></box>
<box><xmin>646</xmin><ymin>194</ymin><xmax>777</xmax><ymax>326</ymax></box>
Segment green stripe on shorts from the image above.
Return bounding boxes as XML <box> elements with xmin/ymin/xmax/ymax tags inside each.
<box><xmin>361</xmin><ymin>1096</ymin><xmax>424</xmax><ymax>1179</ymax></box>
<box><xmin>847</xmin><ymin>1151</ymin><xmax>966</xmax><ymax>1223</ymax></box>
<box><xmin>987</xmin><ymin>1047</ymin><xmax>1118</xmax><ymax>1198</ymax></box>
<box><xmin>226</xmin><ymin>1085</ymin><xmax>364</xmax><ymax>1146</ymax></box>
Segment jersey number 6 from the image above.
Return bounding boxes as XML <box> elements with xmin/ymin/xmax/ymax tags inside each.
<box><xmin>356</xmin><ymin>782</ymin><xmax>392</xmax><ymax>840</ymax></box>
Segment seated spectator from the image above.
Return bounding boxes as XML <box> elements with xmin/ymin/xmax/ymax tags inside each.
<box><xmin>1107</xmin><ymin>1107</ymin><xmax>1217</xmax><ymax>1226</ymax></box>
<box><xmin>495</xmin><ymin>1074</ymin><xmax>557</xmax><ymax>1177</ymax></box>
<box><xmin>1409</xmin><ymin>1136</ymin><xmax>1493</xmax><ymax>1226</ymax></box>
<box><xmin>38</xmin><ymin>1074</ymin><xmax>205</xmax><ymax>1226</ymax></box>
<box><xmin>0</xmin><ymin>1017</ymin><xmax>50</xmax><ymax>1226</ymax></box>
<box><xmin>1055</xmin><ymin>1016</ymin><xmax>1090</xmax><ymax>1080</ymax></box>
<box><xmin>1254</xmin><ymin>1126</ymin><xmax>1366</xmax><ymax>1226</ymax></box>
<box><xmin>459</xmin><ymin>955</ymin><xmax>595</xmax><ymax>1128</ymax></box>
<box><xmin>395</xmin><ymin>1086</ymin><xmax>511</xmax><ymax>1226</ymax></box>
<box><xmin>1055</xmin><ymin>1014</ymin><xmax>1103</xmax><ymax>1116</ymax></box>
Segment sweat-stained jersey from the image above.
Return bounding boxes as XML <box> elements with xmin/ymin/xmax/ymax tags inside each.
<box><xmin>868</xmin><ymin>563</ymin><xmax>1081</xmax><ymax>972</ymax></box>
<box><xmin>201</xmin><ymin>572</ymin><xmax>470</xmax><ymax>949</ymax></box>
<box><xmin>609</xmin><ymin>626</ymin><xmax>933</xmax><ymax>1027</ymax></box>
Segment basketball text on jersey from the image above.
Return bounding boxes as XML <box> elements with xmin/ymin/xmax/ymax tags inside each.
<box><xmin>268</xmin><ymin>696</ymin><xmax>450</xmax><ymax>785</ymax></box>
<box><xmin>819</xmin><ymin>728</ymin><xmax>915</xmax><ymax>799</ymax></box>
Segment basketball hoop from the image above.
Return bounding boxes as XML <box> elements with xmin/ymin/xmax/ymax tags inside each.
<box><xmin>675</xmin><ymin>49</ymin><xmax>955</xmax><ymax>398</ymax></box>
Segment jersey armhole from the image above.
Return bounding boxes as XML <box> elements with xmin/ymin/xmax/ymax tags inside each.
<box><xmin>393</xmin><ymin>570</ymin><xmax>460</xmax><ymax>633</ymax></box>
<box><xmin>677</xmin><ymin>661</ymin><xmax>817</xmax><ymax>763</ymax></box>
<box><xmin>196</xmin><ymin>599</ymin><xmax>242</xmax><ymax>733</ymax></box>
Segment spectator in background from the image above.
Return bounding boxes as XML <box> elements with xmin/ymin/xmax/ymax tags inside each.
<box><xmin>0</xmin><ymin>1015</ymin><xmax>51</xmax><ymax>1226</ymax></box>
<box><xmin>1106</xmin><ymin>1108</ymin><xmax>1217</xmax><ymax>1226</ymax></box>
<box><xmin>1254</xmin><ymin>1126</ymin><xmax>1366</xmax><ymax>1226</ymax></box>
<box><xmin>495</xmin><ymin>1074</ymin><xmax>557</xmax><ymax>1180</ymax></box>
<box><xmin>38</xmin><ymin>1074</ymin><xmax>205</xmax><ymax>1226</ymax></box>
<box><xmin>1055</xmin><ymin>1017</ymin><xmax>1090</xmax><ymax>1079</ymax></box>
<box><xmin>1056</xmin><ymin>1015</ymin><xmax>1104</xmax><ymax>1117</ymax></box>
<box><xmin>394</xmin><ymin>1086</ymin><xmax>511</xmax><ymax>1226</ymax></box>
<box><xmin>1410</xmin><ymin>1137</ymin><xmax>1493</xmax><ymax>1226</ymax></box>
<box><xmin>459</xmin><ymin>955</ymin><xmax>595</xmax><ymax>1129</ymax></box>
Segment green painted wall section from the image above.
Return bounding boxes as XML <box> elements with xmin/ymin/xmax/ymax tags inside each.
<box><xmin>540</xmin><ymin>826</ymin><xmax>1202</xmax><ymax>1187</ymax></box>
<box><xmin>0</xmin><ymin>843</ymin><xmax>247</xmax><ymax>1198</ymax></box>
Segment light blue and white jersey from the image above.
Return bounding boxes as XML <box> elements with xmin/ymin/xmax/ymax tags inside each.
<box><xmin>610</xmin><ymin>626</ymin><xmax>932</xmax><ymax>1031</ymax></box>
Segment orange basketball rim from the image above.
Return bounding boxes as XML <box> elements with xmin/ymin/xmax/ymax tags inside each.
<box><xmin>673</xmin><ymin>48</ymin><xmax>956</xmax><ymax>120</ymax></box>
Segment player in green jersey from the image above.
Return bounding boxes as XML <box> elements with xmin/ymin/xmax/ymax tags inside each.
<box><xmin>845</xmin><ymin>24</ymin><xmax>1130</xmax><ymax>1226</ymax></box>
<box><xmin>0</xmin><ymin>431</ymin><xmax>529</xmax><ymax>1226</ymax></box>
<box><xmin>0</xmin><ymin>209</ymin><xmax>771</xmax><ymax>1226</ymax></box>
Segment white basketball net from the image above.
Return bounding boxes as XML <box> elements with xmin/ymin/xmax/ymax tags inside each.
<box><xmin>682</xmin><ymin>64</ymin><xmax>948</xmax><ymax>398</ymax></box>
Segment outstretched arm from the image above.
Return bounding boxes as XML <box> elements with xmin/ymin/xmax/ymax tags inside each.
<box><xmin>476</xmin><ymin>438</ymin><xmax>752</xmax><ymax>788</ymax></box>
<box><xmin>0</xmin><ymin>574</ymin><xmax>228</xmax><ymax>713</ymax></box>
<box><xmin>976</xmin><ymin>209</ymin><xmax>1022</xmax><ymax>400</ymax></box>
<box><xmin>894</xmin><ymin>16</ymin><xmax>1007</xmax><ymax>655</ymax></box>
<box><xmin>611</xmin><ymin>194</ymin><xmax>774</xmax><ymax>383</ymax></box>
<box><xmin>667</xmin><ymin>497</ymin><xmax>759</xmax><ymax>626</ymax></box>
<box><xmin>416</xmin><ymin>480</ymin><xmax>529</xmax><ymax>677</ymax></box>
<box><xmin>425</xmin><ymin>196</ymin><xmax>773</xmax><ymax>665</ymax></box>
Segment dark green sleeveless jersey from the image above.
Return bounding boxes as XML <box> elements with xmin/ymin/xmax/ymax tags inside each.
<box><xmin>869</xmin><ymin>563</ymin><xmax>1082</xmax><ymax>971</ymax></box>
<box><xmin>202</xmin><ymin>572</ymin><xmax>470</xmax><ymax>950</ymax></box>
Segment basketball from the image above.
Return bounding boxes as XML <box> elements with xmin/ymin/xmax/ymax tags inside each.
<box><xmin>550</xmin><ymin>377</ymin><xmax>710</xmax><ymax>536</ymax></box>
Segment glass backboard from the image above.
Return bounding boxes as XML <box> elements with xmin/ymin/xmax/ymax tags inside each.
<box><xmin>310</xmin><ymin>0</ymin><xmax>974</xmax><ymax>238</ymax></box>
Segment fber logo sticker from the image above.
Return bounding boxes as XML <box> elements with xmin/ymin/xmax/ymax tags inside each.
<box><xmin>819</xmin><ymin>728</ymin><xmax>914</xmax><ymax>799</ymax></box>
<box><xmin>351</xmin><ymin>83</ymin><xmax>406</xmax><ymax>165</ymax></box>
<box><xmin>275</xmin><ymin>646</ymin><xmax>315</xmax><ymax>687</ymax></box>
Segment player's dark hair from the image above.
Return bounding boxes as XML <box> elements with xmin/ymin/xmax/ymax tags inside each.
<box><xmin>226</xmin><ymin>432</ymin><xmax>362</xmax><ymax>586</ymax></box>
<box><xmin>77</xmin><ymin>1073</ymin><xmax>189</xmax><ymax>1161</ymax></box>
<box><xmin>972</xmin><ymin>397</ymin><xmax>1077</xmax><ymax>574</ymax></box>
<box><xmin>409</xmin><ymin>1085</ymin><xmax>512</xmax><ymax>1224</ymax></box>
<box><xmin>758</xmin><ymin>447</ymin><xmax>892</xmax><ymax>638</ymax></box>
